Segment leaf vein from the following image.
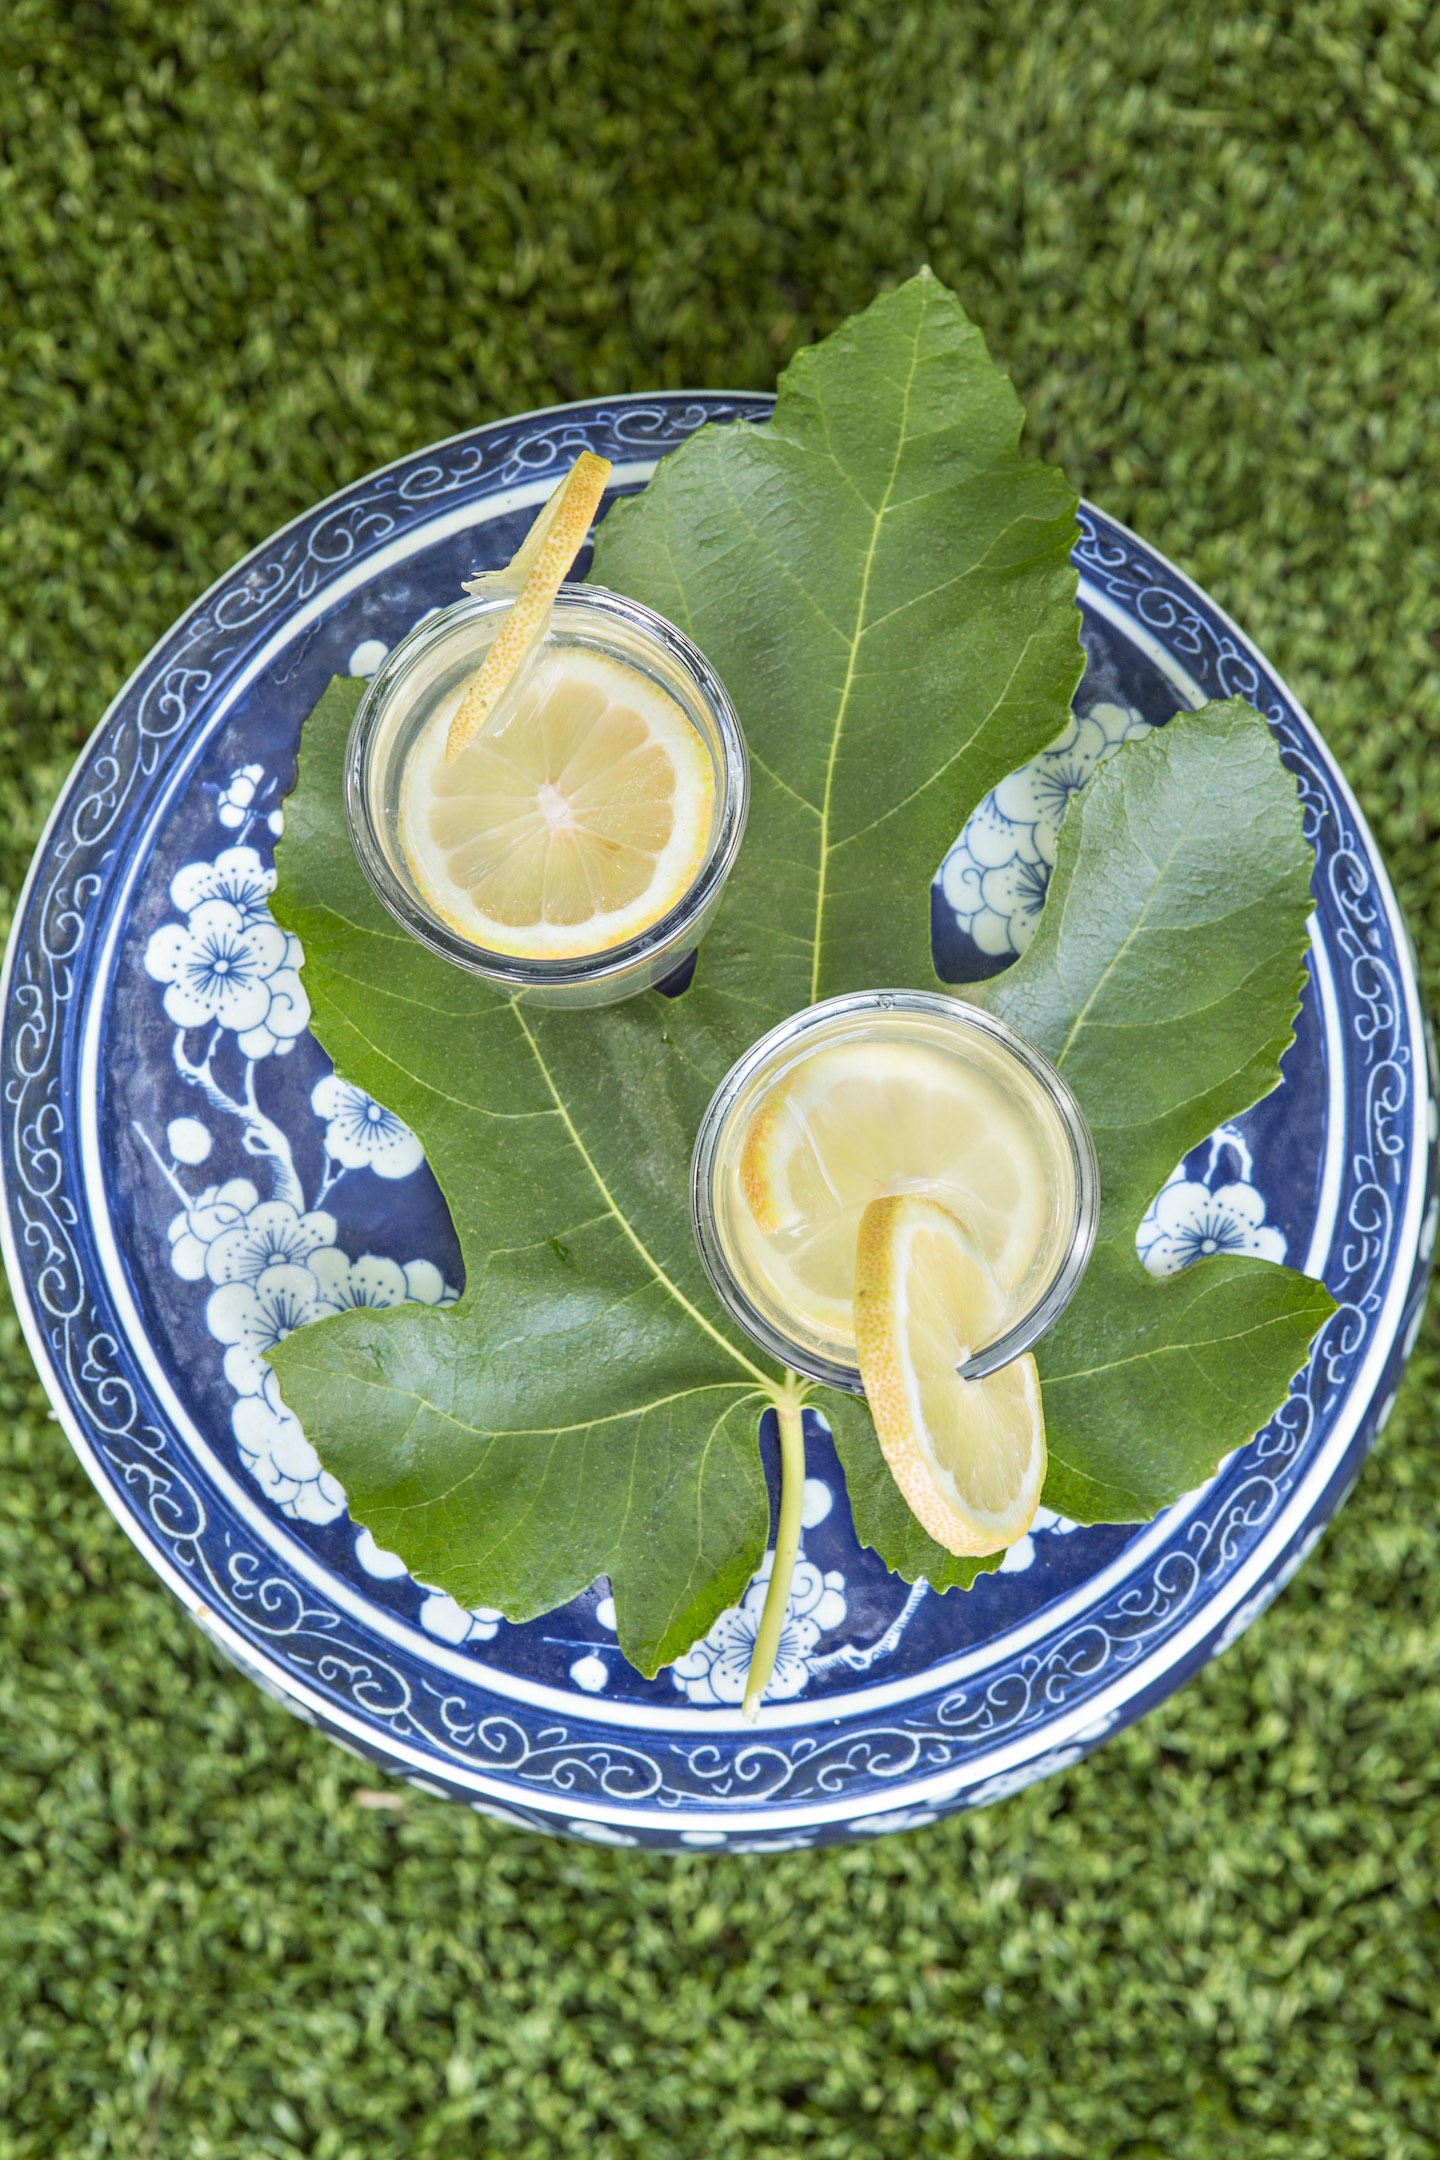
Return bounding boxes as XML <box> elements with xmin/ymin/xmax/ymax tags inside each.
<box><xmin>809</xmin><ymin>289</ymin><xmax>929</xmax><ymax>1001</ymax></box>
<box><xmin>510</xmin><ymin>1002</ymin><xmax>774</xmax><ymax>1388</ymax></box>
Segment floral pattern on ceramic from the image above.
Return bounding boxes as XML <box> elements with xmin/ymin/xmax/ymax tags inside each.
<box><xmin>1138</xmin><ymin>1125</ymin><xmax>1287</xmax><ymax>1278</ymax></box>
<box><xmin>671</xmin><ymin>1553</ymin><xmax>849</xmax><ymax>1707</ymax></box>
<box><xmin>995</xmin><ymin>1505</ymin><xmax>1083</xmax><ymax>1576</ymax></box>
<box><xmin>353</xmin><ymin>1526</ymin><xmax>501</xmax><ymax>1642</ymax></box>
<box><xmin>851</xmin><ymin>1805</ymin><xmax>942</xmax><ymax>1836</ymax></box>
<box><xmin>522</xmin><ymin>1464</ymin><xmax>1099</xmax><ymax>1709</ymax></box>
<box><xmin>312</xmin><ymin>1074</ymin><xmax>426</xmax><ymax>1180</ymax></box>
<box><xmin>216</xmin><ymin>765</ymin><xmax>285</xmax><ymax>839</ymax></box>
<box><xmin>140</xmin><ymin>768</ymin><xmax>458</xmax><ymax>1526</ymax></box>
<box><xmin>669</xmin><ymin>1473</ymin><xmax>845</xmax><ymax>1704</ymax></box>
<box><xmin>939</xmin><ymin>700</ymin><xmax>1152</xmax><ymax>959</ymax></box>
<box><xmin>665</xmin><ymin>1475</ymin><xmax>1102</xmax><ymax>1705</ymax></box>
<box><xmin>414</xmin><ymin>1591</ymin><xmax>504</xmax><ymax>1647</ymax></box>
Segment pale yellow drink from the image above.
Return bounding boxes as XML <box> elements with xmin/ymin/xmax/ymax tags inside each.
<box><xmin>347</xmin><ymin>454</ymin><xmax>749</xmax><ymax>1007</ymax></box>
<box><xmin>707</xmin><ymin>1001</ymin><xmax>1079</xmax><ymax>1378</ymax></box>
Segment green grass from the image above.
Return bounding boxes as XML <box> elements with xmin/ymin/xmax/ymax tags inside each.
<box><xmin>3</xmin><ymin>2</ymin><xmax>1440</xmax><ymax>2153</ymax></box>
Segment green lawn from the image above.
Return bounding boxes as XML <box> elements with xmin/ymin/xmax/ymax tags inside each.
<box><xmin>3</xmin><ymin>3</ymin><xmax>1439</xmax><ymax>2154</ymax></box>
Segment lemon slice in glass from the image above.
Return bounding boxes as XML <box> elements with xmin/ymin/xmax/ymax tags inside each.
<box><xmin>400</xmin><ymin>646</ymin><xmax>716</xmax><ymax>960</ymax></box>
<box><xmin>736</xmin><ymin>1038</ymin><xmax>1053</xmax><ymax>1345</ymax></box>
<box><xmin>853</xmin><ymin>1194</ymin><xmax>1046</xmax><ymax>1554</ymax></box>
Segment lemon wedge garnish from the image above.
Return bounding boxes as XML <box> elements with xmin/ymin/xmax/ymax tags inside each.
<box><xmin>446</xmin><ymin>450</ymin><xmax>612</xmax><ymax>762</ymax></box>
<box><xmin>401</xmin><ymin>646</ymin><xmax>716</xmax><ymax>960</ymax></box>
<box><xmin>735</xmin><ymin>1038</ymin><xmax>1053</xmax><ymax>1350</ymax></box>
<box><xmin>853</xmin><ymin>1194</ymin><xmax>1046</xmax><ymax>1555</ymax></box>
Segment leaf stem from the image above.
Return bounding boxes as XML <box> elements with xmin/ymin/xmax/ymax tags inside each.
<box><xmin>743</xmin><ymin>1380</ymin><xmax>809</xmax><ymax>1721</ymax></box>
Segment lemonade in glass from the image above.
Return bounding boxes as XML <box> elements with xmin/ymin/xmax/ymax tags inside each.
<box><xmin>691</xmin><ymin>990</ymin><xmax>1098</xmax><ymax>1393</ymax></box>
<box><xmin>347</xmin><ymin>585</ymin><xmax>747</xmax><ymax>1004</ymax></box>
<box><xmin>345</xmin><ymin>456</ymin><xmax>748</xmax><ymax>1005</ymax></box>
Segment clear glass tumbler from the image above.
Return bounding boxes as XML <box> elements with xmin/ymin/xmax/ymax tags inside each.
<box><xmin>345</xmin><ymin>585</ymin><xmax>749</xmax><ymax>1006</ymax></box>
<box><xmin>691</xmin><ymin>989</ymin><xmax>1099</xmax><ymax>1391</ymax></box>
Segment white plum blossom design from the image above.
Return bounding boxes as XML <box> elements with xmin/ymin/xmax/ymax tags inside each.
<box><xmin>171</xmin><ymin>844</ymin><xmax>275</xmax><ymax>927</ymax></box>
<box><xmin>138</xmin><ymin>763</ymin><xmax>456</xmax><ymax>1527</ymax></box>
<box><xmin>145</xmin><ymin>900</ymin><xmax>291</xmax><ymax>1037</ymax></box>
<box><xmin>416</xmin><ymin>1590</ymin><xmax>503</xmax><ymax>1646</ymax></box>
<box><xmin>308</xmin><ymin>1247</ymin><xmax>445</xmax><ymax>1312</ymax></box>
<box><xmin>671</xmin><ymin>1553</ymin><xmax>848</xmax><ymax>1707</ymax></box>
<box><xmin>355</xmin><ymin>1528</ymin><xmax>410</xmax><ymax>1579</ymax></box>
<box><xmin>218</xmin><ymin>762</ymin><xmax>265</xmax><ymax>830</ymax></box>
<box><xmin>348</xmin><ymin>638</ymin><xmax>390</xmax><ymax>678</ymax></box>
<box><xmin>208</xmin><ymin>1261</ymin><xmax>339</xmax><ymax>1398</ymax></box>
<box><xmin>992</xmin><ymin>704</ymin><xmax>1148</xmax><ymax>864</ymax></box>
<box><xmin>232</xmin><ymin>1366</ymin><xmax>345</xmax><ymax>1524</ymax></box>
<box><xmin>1137</xmin><ymin>1125</ymin><xmax>1287</xmax><ymax>1279</ymax></box>
<box><xmin>564</xmin><ymin>1820</ymin><xmax>639</xmax><ymax>1847</ymax></box>
<box><xmin>312</xmin><ymin>1074</ymin><xmax>425</xmax><ymax>1179</ymax></box>
<box><xmin>233</xmin><ymin>934</ymin><xmax>308</xmax><ymax>1061</ymax></box>
<box><xmin>145</xmin><ymin>831</ymin><xmax>308</xmax><ymax>1060</ymax></box>
<box><xmin>657</xmin><ymin>1474</ymin><xmax>925</xmax><ymax>1704</ymax></box>
<box><xmin>140</xmin><ymin>768</ymin><xmax>937</xmax><ymax>1700</ymax></box>
<box><xmin>1138</xmin><ymin>1179</ymin><xmax>1287</xmax><ymax>1277</ymax></box>
<box><xmin>204</xmin><ymin>1198</ymin><xmax>339</xmax><ymax>1286</ymax></box>
<box><xmin>168</xmin><ymin>1177</ymin><xmax>262</xmax><ymax>1281</ymax></box>
<box><xmin>206</xmin><ymin>1246</ymin><xmax>454</xmax><ymax>1402</ymax></box>
<box><xmin>725</xmin><ymin>1833</ymin><xmax>817</xmax><ymax>1854</ymax></box>
<box><xmin>942</xmin><ymin>720</ymin><xmax>1289</xmax><ymax>1307</ymax></box>
<box><xmin>940</xmin><ymin>699</ymin><xmax>1152</xmax><ymax>958</ymax></box>
<box><xmin>144</xmin><ymin>923</ymin><xmax>308</xmax><ymax>1069</ymax></box>
<box><xmin>166</xmin><ymin>1117</ymin><xmax>212</xmax><ymax>1165</ymax></box>
<box><xmin>465</xmin><ymin>1797</ymin><xmax>545</xmax><ymax>1831</ymax></box>
<box><xmin>996</xmin><ymin>1506</ymin><xmax>1084</xmax><ymax>1575</ymax></box>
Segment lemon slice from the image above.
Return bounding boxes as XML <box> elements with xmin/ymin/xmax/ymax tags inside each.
<box><xmin>736</xmin><ymin>1038</ymin><xmax>1052</xmax><ymax>1344</ymax></box>
<box><xmin>853</xmin><ymin>1195</ymin><xmax>1046</xmax><ymax>1554</ymax></box>
<box><xmin>447</xmin><ymin>450</ymin><xmax>611</xmax><ymax>761</ymax></box>
<box><xmin>400</xmin><ymin>645</ymin><xmax>716</xmax><ymax>959</ymax></box>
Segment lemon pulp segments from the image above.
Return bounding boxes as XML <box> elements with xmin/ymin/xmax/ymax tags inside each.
<box><xmin>853</xmin><ymin>1195</ymin><xmax>1046</xmax><ymax>1555</ymax></box>
<box><xmin>731</xmin><ymin>1034</ymin><xmax>1065</xmax><ymax>1359</ymax></box>
<box><xmin>400</xmin><ymin>645</ymin><xmax>716</xmax><ymax>960</ymax></box>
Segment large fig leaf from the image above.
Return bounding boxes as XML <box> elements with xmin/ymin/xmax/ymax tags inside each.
<box><xmin>269</xmin><ymin>272</ymin><xmax>1088</xmax><ymax>1669</ymax></box>
<box><xmin>269</xmin><ymin>277</ymin><xmax>1334</xmax><ymax>1663</ymax></box>
<box><xmin>592</xmin><ymin>267</ymin><xmax>1084</xmax><ymax>1027</ymax></box>
<box><xmin>823</xmin><ymin>700</ymin><xmax>1334</xmax><ymax>1568</ymax></box>
<box><xmin>985</xmin><ymin>699</ymin><xmax>1336</xmax><ymax>1520</ymax></box>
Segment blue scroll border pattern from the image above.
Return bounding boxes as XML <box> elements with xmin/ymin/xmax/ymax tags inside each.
<box><xmin>2</xmin><ymin>397</ymin><xmax>1435</xmax><ymax>1849</ymax></box>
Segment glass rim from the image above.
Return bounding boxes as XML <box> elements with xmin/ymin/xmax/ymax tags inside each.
<box><xmin>343</xmin><ymin>583</ymin><xmax>750</xmax><ymax>991</ymax></box>
<box><xmin>690</xmin><ymin>988</ymin><xmax>1101</xmax><ymax>1392</ymax></box>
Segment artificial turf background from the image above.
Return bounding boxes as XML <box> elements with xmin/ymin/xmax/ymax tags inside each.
<box><xmin>3</xmin><ymin>2</ymin><xmax>1440</xmax><ymax>2153</ymax></box>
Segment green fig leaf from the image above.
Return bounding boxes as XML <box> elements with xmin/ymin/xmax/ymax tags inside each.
<box><xmin>268</xmin><ymin>276</ymin><xmax>1332</xmax><ymax>1671</ymax></box>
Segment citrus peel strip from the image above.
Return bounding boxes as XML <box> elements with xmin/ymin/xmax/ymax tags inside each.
<box><xmin>446</xmin><ymin>450</ymin><xmax>612</xmax><ymax>761</ymax></box>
